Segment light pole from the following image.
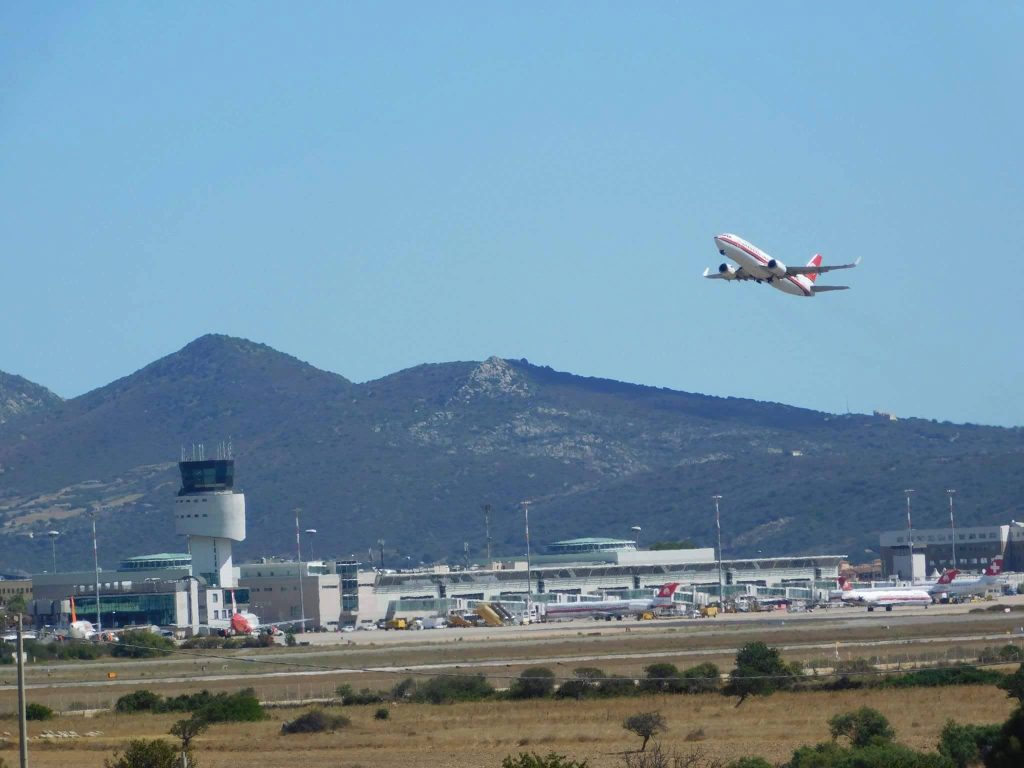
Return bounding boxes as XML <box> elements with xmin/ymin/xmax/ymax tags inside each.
<box><xmin>630</xmin><ymin>525</ymin><xmax>642</xmax><ymax>550</ymax></box>
<box><xmin>304</xmin><ymin>528</ymin><xmax>318</xmax><ymax>561</ymax></box>
<box><xmin>294</xmin><ymin>509</ymin><xmax>305</xmax><ymax>633</ymax></box>
<box><xmin>179</xmin><ymin>575</ymin><xmax>200</xmax><ymax>632</ymax></box>
<box><xmin>483</xmin><ymin>504</ymin><xmax>493</xmax><ymax>564</ymax></box>
<box><xmin>712</xmin><ymin>495</ymin><xmax>724</xmax><ymax>608</ymax></box>
<box><xmin>903</xmin><ymin>489</ymin><xmax>915</xmax><ymax>582</ymax></box>
<box><xmin>47</xmin><ymin>529</ymin><xmax>60</xmax><ymax>574</ymax></box>
<box><xmin>947</xmin><ymin>489</ymin><xmax>957</xmax><ymax>570</ymax></box>
<box><xmin>377</xmin><ymin>539</ymin><xmax>386</xmax><ymax>571</ymax></box>
<box><xmin>521</xmin><ymin>501</ymin><xmax>533</xmax><ymax>617</ymax></box>
<box><xmin>91</xmin><ymin>508</ymin><xmax>102</xmax><ymax>633</ymax></box>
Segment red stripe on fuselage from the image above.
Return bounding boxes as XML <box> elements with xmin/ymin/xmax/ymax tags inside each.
<box><xmin>718</xmin><ymin>236</ymin><xmax>811</xmax><ymax>297</ymax></box>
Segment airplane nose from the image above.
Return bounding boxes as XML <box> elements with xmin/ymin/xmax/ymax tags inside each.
<box><xmin>713</xmin><ymin>236</ymin><xmax>726</xmax><ymax>256</ymax></box>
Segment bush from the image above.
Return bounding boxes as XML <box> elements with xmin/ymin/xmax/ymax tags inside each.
<box><xmin>116</xmin><ymin>690</ymin><xmax>162</xmax><ymax>714</ymax></box>
<box><xmin>374</xmin><ymin>707</ymin><xmax>389</xmax><ymax>720</ymax></box>
<box><xmin>335</xmin><ymin>683</ymin><xmax>385</xmax><ymax>706</ymax></box>
<box><xmin>509</xmin><ymin>667</ymin><xmax>556</xmax><ymax>699</ymax></box>
<box><xmin>623</xmin><ymin>711</ymin><xmax>667</xmax><ymax>752</ymax></box>
<box><xmin>640</xmin><ymin>663</ymin><xmax>682</xmax><ymax>694</ymax></box>
<box><xmin>412</xmin><ymin>674</ymin><xmax>494</xmax><ymax>704</ymax></box>
<box><xmin>829</xmin><ymin>707</ymin><xmax>895</xmax><ymax>748</ymax></box>
<box><xmin>938</xmin><ymin>720</ymin><xmax>1000</xmax><ymax>768</ymax></box>
<box><xmin>110</xmin><ymin>630</ymin><xmax>175</xmax><ymax>659</ymax></box>
<box><xmin>788</xmin><ymin>740</ymin><xmax>953</xmax><ymax>768</ymax></box>
<box><xmin>597</xmin><ymin>675</ymin><xmax>637</xmax><ymax>698</ymax></box>
<box><xmin>280</xmin><ymin>709</ymin><xmax>350</xmax><ymax>735</ymax></box>
<box><xmin>25</xmin><ymin>702</ymin><xmax>54</xmax><ymax>721</ymax></box>
<box><xmin>727</xmin><ymin>758</ymin><xmax>774</xmax><ymax>768</ymax></box>
<box><xmin>724</xmin><ymin>642</ymin><xmax>798</xmax><ymax>705</ymax></box>
<box><xmin>103</xmin><ymin>738</ymin><xmax>180</xmax><ymax>768</ymax></box>
<box><xmin>882</xmin><ymin>667</ymin><xmax>1005</xmax><ymax>689</ymax></box>
<box><xmin>679</xmin><ymin>663</ymin><xmax>721</xmax><ymax>694</ymax></box>
<box><xmin>113</xmin><ymin>688</ymin><xmax>264</xmax><ymax>722</ymax></box>
<box><xmin>501</xmin><ymin>753</ymin><xmax>588</xmax><ymax>768</ymax></box>
<box><xmin>389</xmin><ymin>677</ymin><xmax>417</xmax><ymax>700</ymax></box>
<box><xmin>985</xmin><ymin>706</ymin><xmax>1024</xmax><ymax>768</ymax></box>
<box><xmin>998</xmin><ymin>664</ymin><xmax>1024</xmax><ymax>703</ymax></box>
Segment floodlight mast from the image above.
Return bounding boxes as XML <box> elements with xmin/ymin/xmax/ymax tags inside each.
<box><xmin>946</xmin><ymin>489</ymin><xmax>957</xmax><ymax>569</ymax></box>
<box><xmin>712</xmin><ymin>495</ymin><xmax>724</xmax><ymax>608</ymax></box>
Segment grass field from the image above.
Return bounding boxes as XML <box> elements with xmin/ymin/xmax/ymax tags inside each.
<box><xmin>3</xmin><ymin>685</ymin><xmax>1017</xmax><ymax>768</ymax></box>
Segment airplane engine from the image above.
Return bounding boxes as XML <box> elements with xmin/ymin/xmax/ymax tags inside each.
<box><xmin>766</xmin><ymin>259</ymin><xmax>786</xmax><ymax>278</ymax></box>
<box><xmin>718</xmin><ymin>263</ymin><xmax>737</xmax><ymax>279</ymax></box>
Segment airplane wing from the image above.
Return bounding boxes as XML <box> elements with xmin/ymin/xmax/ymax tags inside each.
<box><xmin>811</xmin><ymin>285</ymin><xmax>850</xmax><ymax>293</ymax></box>
<box><xmin>786</xmin><ymin>257</ymin><xmax>861</xmax><ymax>275</ymax></box>
<box><xmin>703</xmin><ymin>268</ymin><xmax>728</xmax><ymax>280</ymax></box>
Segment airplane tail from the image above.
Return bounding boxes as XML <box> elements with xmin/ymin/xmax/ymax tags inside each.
<box><xmin>230</xmin><ymin>589</ymin><xmax>238</xmax><ymax>616</ymax></box>
<box><xmin>805</xmin><ymin>254</ymin><xmax>823</xmax><ymax>282</ymax></box>
<box><xmin>984</xmin><ymin>557</ymin><xmax>1004</xmax><ymax>578</ymax></box>
<box><xmin>70</xmin><ymin>595</ymin><xmax>77</xmax><ymax>623</ymax></box>
<box><xmin>936</xmin><ymin>569</ymin><xmax>959</xmax><ymax>586</ymax></box>
<box><xmin>837</xmin><ymin>577</ymin><xmax>853</xmax><ymax>592</ymax></box>
<box><xmin>657</xmin><ymin>582</ymin><xmax>681</xmax><ymax>599</ymax></box>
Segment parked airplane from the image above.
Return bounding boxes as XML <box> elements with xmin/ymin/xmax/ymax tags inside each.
<box><xmin>704</xmin><ymin>233</ymin><xmax>859</xmax><ymax>297</ymax></box>
<box><xmin>835</xmin><ymin>578</ymin><xmax>933</xmax><ymax>611</ymax></box>
<box><xmin>540</xmin><ymin>582</ymin><xmax>681</xmax><ymax>622</ymax></box>
<box><xmin>67</xmin><ymin>596</ymin><xmax>97</xmax><ymax>640</ymax></box>
<box><xmin>931</xmin><ymin>557</ymin><xmax>1006</xmax><ymax>598</ymax></box>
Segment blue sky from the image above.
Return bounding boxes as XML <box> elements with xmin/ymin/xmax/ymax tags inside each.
<box><xmin>2</xmin><ymin>4</ymin><xmax>1022</xmax><ymax>426</ymax></box>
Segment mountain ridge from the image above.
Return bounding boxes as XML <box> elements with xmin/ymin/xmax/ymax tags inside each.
<box><xmin>0</xmin><ymin>334</ymin><xmax>1020</xmax><ymax>573</ymax></box>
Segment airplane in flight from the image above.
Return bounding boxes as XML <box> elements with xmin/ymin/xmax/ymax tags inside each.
<box><xmin>929</xmin><ymin>557</ymin><xmax>1006</xmax><ymax>598</ymax></box>
<box><xmin>540</xmin><ymin>582</ymin><xmax>682</xmax><ymax>622</ymax></box>
<box><xmin>704</xmin><ymin>233</ymin><xmax>860</xmax><ymax>297</ymax></box>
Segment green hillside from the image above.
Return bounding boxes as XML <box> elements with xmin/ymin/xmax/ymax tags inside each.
<box><xmin>0</xmin><ymin>334</ymin><xmax>1020</xmax><ymax>574</ymax></box>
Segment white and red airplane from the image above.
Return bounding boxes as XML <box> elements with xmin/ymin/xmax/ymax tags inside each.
<box><xmin>929</xmin><ymin>557</ymin><xmax>1006</xmax><ymax>598</ymax></box>
<box><xmin>835</xmin><ymin>578</ymin><xmax>935</xmax><ymax>612</ymax></box>
<box><xmin>540</xmin><ymin>582</ymin><xmax>681</xmax><ymax>622</ymax></box>
<box><xmin>704</xmin><ymin>234</ymin><xmax>860</xmax><ymax>297</ymax></box>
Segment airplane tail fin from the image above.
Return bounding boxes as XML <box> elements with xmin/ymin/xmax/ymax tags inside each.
<box><xmin>936</xmin><ymin>569</ymin><xmax>959</xmax><ymax>585</ymax></box>
<box><xmin>231</xmin><ymin>589</ymin><xmax>238</xmax><ymax>615</ymax></box>
<box><xmin>838</xmin><ymin>577</ymin><xmax>853</xmax><ymax>592</ymax></box>
<box><xmin>657</xmin><ymin>582</ymin><xmax>681</xmax><ymax>598</ymax></box>
<box><xmin>70</xmin><ymin>595</ymin><xmax>77</xmax><ymax>624</ymax></box>
<box><xmin>984</xmin><ymin>557</ymin><xmax>1004</xmax><ymax>577</ymax></box>
<box><xmin>805</xmin><ymin>254</ymin><xmax>823</xmax><ymax>283</ymax></box>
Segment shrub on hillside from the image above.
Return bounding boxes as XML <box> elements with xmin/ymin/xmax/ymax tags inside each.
<box><xmin>25</xmin><ymin>703</ymin><xmax>54</xmax><ymax>721</ymax></box>
<box><xmin>828</xmin><ymin>707</ymin><xmax>895</xmax><ymax>748</ymax></box>
<box><xmin>787</xmin><ymin>740</ymin><xmax>953</xmax><ymax>768</ymax></box>
<box><xmin>374</xmin><ymin>707</ymin><xmax>389</xmax><ymax>720</ymax></box>
<box><xmin>881</xmin><ymin>667</ymin><xmax>1005</xmax><ymax>689</ymax></box>
<box><xmin>509</xmin><ymin>667</ymin><xmax>556</xmax><ymax>699</ymax></box>
<box><xmin>115</xmin><ymin>690</ymin><xmax>162</xmax><ymax>713</ymax></box>
<box><xmin>110</xmin><ymin>630</ymin><xmax>175</xmax><ymax>659</ymax></box>
<box><xmin>640</xmin><ymin>663</ymin><xmax>682</xmax><ymax>694</ymax></box>
<box><xmin>937</xmin><ymin>720</ymin><xmax>1000</xmax><ymax>768</ymax></box>
<box><xmin>679</xmin><ymin>663</ymin><xmax>721</xmax><ymax>694</ymax></box>
<box><xmin>103</xmin><ymin>739</ymin><xmax>180</xmax><ymax>768</ymax></box>
<box><xmin>335</xmin><ymin>683</ymin><xmax>386</xmax><ymax>705</ymax></box>
<box><xmin>412</xmin><ymin>674</ymin><xmax>494</xmax><ymax>704</ymax></box>
<box><xmin>501</xmin><ymin>753</ymin><xmax>589</xmax><ymax>768</ymax></box>
<box><xmin>280</xmin><ymin>709</ymin><xmax>350</xmax><ymax>735</ymax></box>
<box><xmin>724</xmin><ymin>642</ymin><xmax>798</xmax><ymax>705</ymax></box>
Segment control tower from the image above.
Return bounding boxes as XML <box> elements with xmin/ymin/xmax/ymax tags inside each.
<box><xmin>174</xmin><ymin>457</ymin><xmax>246</xmax><ymax>588</ymax></box>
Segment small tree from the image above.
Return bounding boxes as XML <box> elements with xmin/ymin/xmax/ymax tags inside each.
<box><xmin>679</xmin><ymin>663</ymin><xmax>721</xmax><ymax>694</ymax></box>
<box><xmin>998</xmin><ymin>664</ymin><xmax>1024</xmax><ymax>704</ymax></box>
<box><xmin>510</xmin><ymin>667</ymin><xmax>556</xmax><ymax>699</ymax></box>
<box><xmin>985</xmin><ymin>706</ymin><xmax>1024</xmax><ymax>768</ymax></box>
<box><xmin>938</xmin><ymin>720</ymin><xmax>1000</xmax><ymax>768</ymax></box>
<box><xmin>169</xmin><ymin>716</ymin><xmax>208</xmax><ymax>756</ymax></box>
<box><xmin>104</xmin><ymin>739</ymin><xmax>180</xmax><ymax>768</ymax></box>
<box><xmin>723</xmin><ymin>642</ymin><xmax>796</xmax><ymax>706</ymax></box>
<box><xmin>25</xmin><ymin>703</ymin><xmax>55</xmax><ymax>721</ymax></box>
<box><xmin>623</xmin><ymin>711</ymin><xmax>667</xmax><ymax>752</ymax></box>
<box><xmin>828</xmin><ymin>707</ymin><xmax>895</xmax><ymax>748</ymax></box>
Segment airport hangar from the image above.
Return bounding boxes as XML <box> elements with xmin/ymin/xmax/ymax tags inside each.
<box><xmin>880</xmin><ymin>522</ymin><xmax>1024</xmax><ymax>581</ymax></box>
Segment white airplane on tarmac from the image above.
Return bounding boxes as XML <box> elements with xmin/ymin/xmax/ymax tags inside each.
<box><xmin>704</xmin><ymin>233</ymin><xmax>860</xmax><ymax>297</ymax></box>
<box><xmin>931</xmin><ymin>557</ymin><xmax>1006</xmax><ymax>598</ymax></box>
<box><xmin>835</xmin><ymin>578</ymin><xmax>935</xmax><ymax>611</ymax></box>
<box><xmin>540</xmin><ymin>582</ymin><xmax>682</xmax><ymax>622</ymax></box>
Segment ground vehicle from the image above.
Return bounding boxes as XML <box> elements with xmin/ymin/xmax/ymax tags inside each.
<box><xmin>700</xmin><ymin>606</ymin><xmax>719</xmax><ymax>618</ymax></box>
<box><xmin>385</xmin><ymin>618</ymin><xmax>408</xmax><ymax>630</ymax></box>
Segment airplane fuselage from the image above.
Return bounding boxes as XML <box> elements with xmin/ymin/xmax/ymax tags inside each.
<box><xmin>714</xmin><ymin>234</ymin><xmax>814</xmax><ymax>297</ymax></box>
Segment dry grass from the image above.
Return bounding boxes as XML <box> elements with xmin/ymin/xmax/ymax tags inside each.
<box><xmin>2</xmin><ymin>686</ymin><xmax>1016</xmax><ymax>768</ymax></box>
